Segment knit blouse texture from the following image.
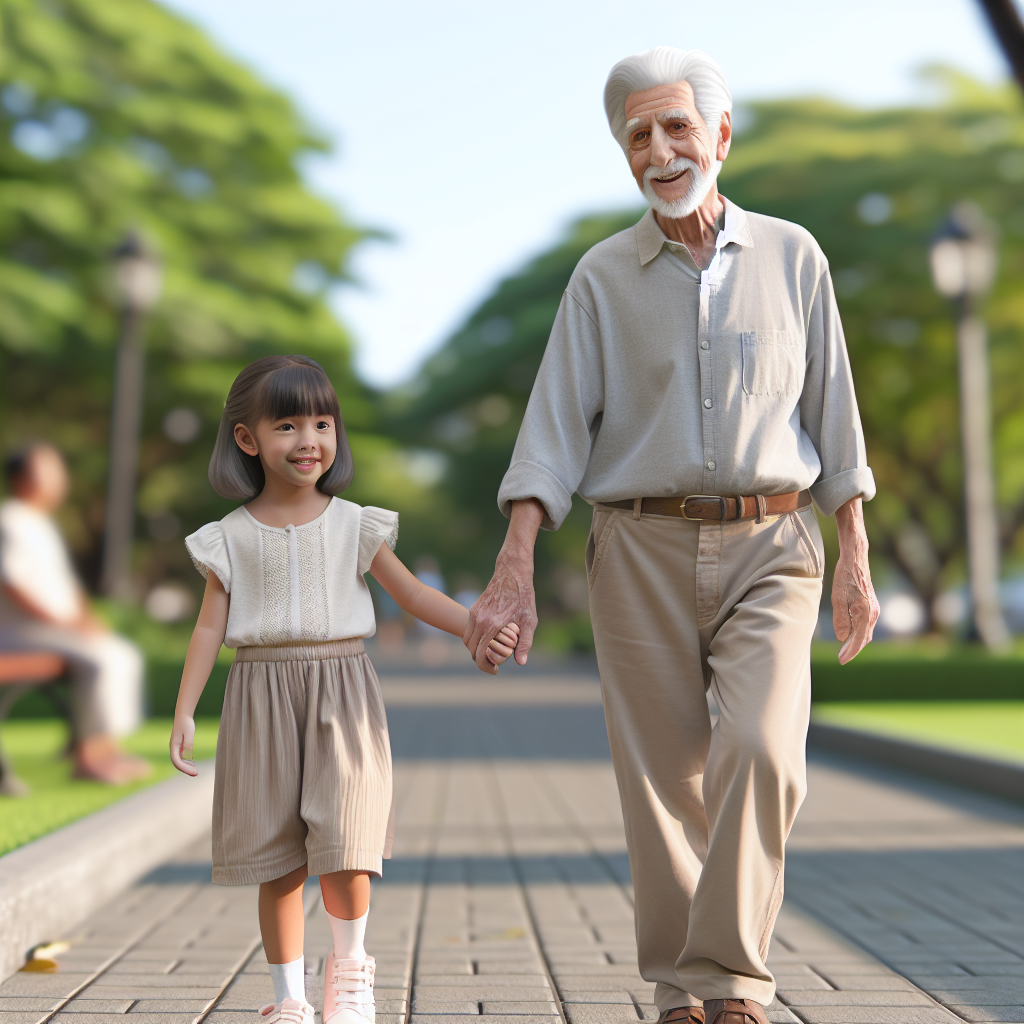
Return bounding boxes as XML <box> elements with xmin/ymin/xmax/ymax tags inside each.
<box><xmin>185</xmin><ymin>498</ymin><xmax>398</xmax><ymax>648</ymax></box>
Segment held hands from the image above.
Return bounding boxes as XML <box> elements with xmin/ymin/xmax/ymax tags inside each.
<box><xmin>482</xmin><ymin>622</ymin><xmax>521</xmax><ymax>674</ymax></box>
<box><xmin>465</xmin><ymin>498</ymin><xmax>544</xmax><ymax>673</ymax></box>
<box><xmin>466</xmin><ymin>560</ymin><xmax>538</xmax><ymax>672</ymax></box>
<box><xmin>169</xmin><ymin>712</ymin><xmax>199</xmax><ymax>777</ymax></box>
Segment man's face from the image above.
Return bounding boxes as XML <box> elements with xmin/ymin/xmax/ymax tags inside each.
<box><xmin>624</xmin><ymin>80</ymin><xmax>729</xmax><ymax>215</ymax></box>
<box><xmin>17</xmin><ymin>446</ymin><xmax>69</xmax><ymax>512</ymax></box>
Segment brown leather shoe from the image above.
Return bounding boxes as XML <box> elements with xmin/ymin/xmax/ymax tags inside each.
<box><xmin>703</xmin><ymin>1000</ymin><xmax>768</xmax><ymax>1024</ymax></box>
<box><xmin>657</xmin><ymin>1008</ymin><xmax>705</xmax><ymax>1024</ymax></box>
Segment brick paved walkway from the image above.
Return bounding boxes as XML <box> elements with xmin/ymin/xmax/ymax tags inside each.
<box><xmin>2</xmin><ymin>673</ymin><xmax>1022</xmax><ymax>1024</ymax></box>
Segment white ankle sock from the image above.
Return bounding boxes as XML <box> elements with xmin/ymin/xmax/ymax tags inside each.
<box><xmin>268</xmin><ymin>955</ymin><xmax>306</xmax><ymax>1004</ymax></box>
<box><xmin>327</xmin><ymin>909</ymin><xmax>368</xmax><ymax>959</ymax></box>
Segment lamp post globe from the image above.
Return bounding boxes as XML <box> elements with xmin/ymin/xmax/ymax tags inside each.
<box><xmin>929</xmin><ymin>203</ymin><xmax>1009</xmax><ymax>651</ymax></box>
<box><xmin>100</xmin><ymin>230</ymin><xmax>163</xmax><ymax>599</ymax></box>
<box><xmin>112</xmin><ymin>230</ymin><xmax>162</xmax><ymax>313</ymax></box>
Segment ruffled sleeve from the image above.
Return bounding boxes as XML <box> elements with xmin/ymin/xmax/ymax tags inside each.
<box><xmin>357</xmin><ymin>506</ymin><xmax>399</xmax><ymax>575</ymax></box>
<box><xmin>185</xmin><ymin>522</ymin><xmax>231</xmax><ymax>593</ymax></box>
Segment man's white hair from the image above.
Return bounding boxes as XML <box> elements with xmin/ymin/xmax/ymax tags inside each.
<box><xmin>604</xmin><ymin>46</ymin><xmax>732</xmax><ymax>157</ymax></box>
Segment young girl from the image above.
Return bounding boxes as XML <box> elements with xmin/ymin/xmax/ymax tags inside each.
<box><xmin>169</xmin><ymin>355</ymin><xmax>519</xmax><ymax>1024</ymax></box>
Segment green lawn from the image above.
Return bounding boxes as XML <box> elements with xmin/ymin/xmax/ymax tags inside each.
<box><xmin>812</xmin><ymin>701</ymin><xmax>1024</xmax><ymax>763</ymax></box>
<box><xmin>0</xmin><ymin>718</ymin><xmax>219</xmax><ymax>856</ymax></box>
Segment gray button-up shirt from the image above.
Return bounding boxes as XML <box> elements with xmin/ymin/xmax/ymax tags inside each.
<box><xmin>498</xmin><ymin>199</ymin><xmax>875</xmax><ymax>529</ymax></box>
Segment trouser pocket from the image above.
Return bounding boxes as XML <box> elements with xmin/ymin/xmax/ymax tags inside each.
<box><xmin>585</xmin><ymin>508</ymin><xmax>621</xmax><ymax>590</ymax></box>
<box><xmin>789</xmin><ymin>508</ymin><xmax>824</xmax><ymax>578</ymax></box>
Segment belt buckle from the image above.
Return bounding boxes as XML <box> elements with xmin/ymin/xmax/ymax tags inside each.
<box><xmin>680</xmin><ymin>494</ymin><xmax>727</xmax><ymax>521</ymax></box>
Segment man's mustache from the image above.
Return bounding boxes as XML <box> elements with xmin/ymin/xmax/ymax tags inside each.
<box><xmin>644</xmin><ymin>157</ymin><xmax>699</xmax><ymax>187</ymax></box>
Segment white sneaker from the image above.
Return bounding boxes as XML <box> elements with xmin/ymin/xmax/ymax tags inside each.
<box><xmin>322</xmin><ymin>954</ymin><xmax>375</xmax><ymax>1024</ymax></box>
<box><xmin>258</xmin><ymin>998</ymin><xmax>315</xmax><ymax>1024</ymax></box>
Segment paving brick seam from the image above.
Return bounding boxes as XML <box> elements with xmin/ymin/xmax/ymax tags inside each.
<box><xmin>27</xmin><ymin>887</ymin><xmax>206</xmax><ymax>1024</ymax></box>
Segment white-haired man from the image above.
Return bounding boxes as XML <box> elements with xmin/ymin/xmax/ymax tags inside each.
<box><xmin>465</xmin><ymin>47</ymin><xmax>879</xmax><ymax>1024</ymax></box>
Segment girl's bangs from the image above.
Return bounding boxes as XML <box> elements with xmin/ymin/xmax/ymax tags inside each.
<box><xmin>260</xmin><ymin>364</ymin><xmax>340</xmax><ymax>421</ymax></box>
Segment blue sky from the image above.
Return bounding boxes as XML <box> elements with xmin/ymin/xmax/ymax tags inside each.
<box><xmin>163</xmin><ymin>0</ymin><xmax>1010</xmax><ymax>388</ymax></box>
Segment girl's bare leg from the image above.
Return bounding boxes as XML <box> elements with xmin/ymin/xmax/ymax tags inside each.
<box><xmin>319</xmin><ymin>869</ymin><xmax>370</xmax><ymax>919</ymax></box>
<box><xmin>258</xmin><ymin>864</ymin><xmax>309</xmax><ymax>963</ymax></box>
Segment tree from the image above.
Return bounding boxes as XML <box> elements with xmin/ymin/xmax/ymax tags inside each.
<box><xmin>0</xmin><ymin>0</ymin><xmax>389</xmax><ymax>594</ymax></box>
<box><xmin>383</xmin><ymin>212</ymin><xmax>641</xmax><ymax>651</ymax></box>
<box><xmin>387</xmin><ymin>72</ymin><xmax>1024</xmax><ymax>641</ymax></box>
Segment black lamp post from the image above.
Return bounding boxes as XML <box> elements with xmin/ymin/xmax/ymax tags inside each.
<box><xmin>928</xmin><ymin>202</ymin><xmax>1010</xmax><ymax>650</ymax></box>
<box><xmin>100</xmin><ymin>230</ymin><xmax>162</xmax><ymax>598</ymax></box>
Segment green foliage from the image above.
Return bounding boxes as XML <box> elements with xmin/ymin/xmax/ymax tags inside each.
<box><xmin>387</xmin><ymin>73</ymin><xmax>1024</xmax><ymax>636</ymax></box>
<box><xmin>723</xmin><ymin>71</ymin><xmax>1024</xmax><ymax>620</ymax></box>
<box><xmin>810</xmin><ymin>639</ymin><xmax>1024</xmax><ymax>701</ymax></box>
<box><xmin>384</xmin><ymin>212</ymin><xmax>640</xmax><ymax>643</ymax></box>
<box><xmin>0</xmin><ymin>0</ymin><xmax>387</xmax><ymax>589</ymax></box>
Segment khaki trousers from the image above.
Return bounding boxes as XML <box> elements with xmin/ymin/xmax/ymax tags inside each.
<box><xmin>586</xmin><ymin>504</ymin><xmax>824</xmax><ymax>1007</ymax></box>
<box><xmin>0</xmin><ymin>622</ymin><xmax>144</xmax><ymax>738</ymax></box>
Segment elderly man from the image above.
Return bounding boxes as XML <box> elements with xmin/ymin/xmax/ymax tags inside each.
<box><xmin>465</xmin><ymin>47</ymin><xmax>878</xmax><ymax>1024</ymax></box>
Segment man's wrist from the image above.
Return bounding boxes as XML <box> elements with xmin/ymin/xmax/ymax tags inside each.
<box><xmin>496</xmin><ymin>547</ymin><xmax>534</xmax><ymax>578</ymax></box>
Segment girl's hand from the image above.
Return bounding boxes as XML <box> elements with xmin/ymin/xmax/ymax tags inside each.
<box><xmin>485</xmin><ymin>622</ymin><xmax>520</xmax><ymax>669</ymax></box>
<box><xmin>170</xmin><ymin>713</ymin><xmax>198</xmax><ymax>776</ymax></box>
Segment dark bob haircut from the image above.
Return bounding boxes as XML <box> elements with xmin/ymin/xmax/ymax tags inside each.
<box><xmin>208</xmin><ymin>355</ymin><xmax>354</xmax><ymax>502</ymax></box>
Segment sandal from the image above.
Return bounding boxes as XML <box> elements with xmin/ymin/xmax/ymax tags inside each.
<box><xmin>703</xmin><ymin>999</ymin><xmax>768</xmax><ymax>1024</ymax></box>
<box><xmin>658</xmin><ymin>1008</ymin><xmax>705</xmax><ymax>1024</ymax></box>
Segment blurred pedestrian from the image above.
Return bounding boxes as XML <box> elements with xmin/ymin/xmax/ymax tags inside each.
<box><xmin>0</xmin><ymin>443</ymin><xmax>149</xmax><ymax>784</ymax></box>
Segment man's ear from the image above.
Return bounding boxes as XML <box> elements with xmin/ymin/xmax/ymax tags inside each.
<box><xmin>716</xmin><ymin>109</ymin><xmax>732</xmax><ymax>162</ymax></box>
<box><xmin>234</xmin><ymin>423</ymin><xmax>259</xmax><ymax>456</ymax></box>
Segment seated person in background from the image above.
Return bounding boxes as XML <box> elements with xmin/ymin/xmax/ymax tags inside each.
<box><xmin>0</xmin><ymin>443</ymin><xmax>150</xmax><ymax>784</ymax></box>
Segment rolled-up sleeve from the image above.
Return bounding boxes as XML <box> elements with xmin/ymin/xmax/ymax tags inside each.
<box><xmin>801</xmin><ymin>268</ymin><xmax>876</xmax><ymax>516</ymax></box>
<box><xmin>497</xmin><ymin>292</ymin><xmax>605</xmax><ymax>530</ymax></box>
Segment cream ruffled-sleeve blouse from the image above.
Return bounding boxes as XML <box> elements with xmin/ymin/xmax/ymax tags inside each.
<box><xmin>184</xmin><ymin>498</ymin><xmax>398</xmax><ymax>648</ymax></box>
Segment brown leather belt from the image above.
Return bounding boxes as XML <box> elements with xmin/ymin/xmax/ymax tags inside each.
<box><xmin>602</xmin><ymin>489</ymin><xmax>811</xmax><ymax>522</ymax></box>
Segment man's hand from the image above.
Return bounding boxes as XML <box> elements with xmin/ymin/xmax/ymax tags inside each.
<box><xmin>465</xmin><ymin>499</ymin><xmax>544</xmax><ymax>671</ymax></box>
<box><xmin>832</xmin><ymin>497</ymin><xmax>879</xmax><ymax>664</ymax></box>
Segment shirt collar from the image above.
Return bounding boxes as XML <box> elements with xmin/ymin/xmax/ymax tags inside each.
<box><xmin>635</xmin><ymin>196</ymin><xmax>754</xmax><ymax>267</ymax></box>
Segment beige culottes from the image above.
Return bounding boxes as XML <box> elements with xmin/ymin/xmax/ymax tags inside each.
<box><xmin>212</xmin><ymin>640</ymin><xmax>394</xmax><ymax>886</ymax></box>
<box><xmin>587</xmin><ymin>505</ymin><xmax>824</xmax><ymax>1007</ymax></box>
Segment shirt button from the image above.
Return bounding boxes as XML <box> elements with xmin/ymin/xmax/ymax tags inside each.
<box><xmin>700</xmin><ymin>340</ymin><xmax>709</xmax><ymax>350</ymax></box>
<box><xmin>707</xmin><ymin>460</ymin><xmax>716</xmax><ymax>471</ymax></box>
<box><xmin>703</xmin><ymin>398</ymin><xmax>712</xmax><ymax>408</ymax></box>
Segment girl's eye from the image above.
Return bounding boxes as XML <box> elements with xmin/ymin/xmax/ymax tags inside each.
<box><xmin>279</xmin><ymin>423</ymin><xmax>294</xmax><ymax>431</ymax></box>
<box><xmin>317</xmin><ymin>421</ymin><xmax>330</xmax><ymax>430</ymax></box>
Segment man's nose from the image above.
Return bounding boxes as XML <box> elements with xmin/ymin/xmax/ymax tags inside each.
<box><xmin>649</xmin><ymin>122</ymin><xmax>675</xmax><ymax>169</ymax></box>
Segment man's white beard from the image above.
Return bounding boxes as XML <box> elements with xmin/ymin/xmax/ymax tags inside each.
<box><xmin>643</xmin><ymin>156</ymin><xmax>722</xmax><ymax>219</ymax></box>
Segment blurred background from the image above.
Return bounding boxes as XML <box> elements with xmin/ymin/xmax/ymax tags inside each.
<box><xmin>2</xmin><ymin>0</ymin><xmax>1024</xmax><ymax>738</ymax></box>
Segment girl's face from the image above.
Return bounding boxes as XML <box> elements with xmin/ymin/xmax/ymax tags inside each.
<box><xmin>233</xmin><ymin>414</ymin><xmax>338</xmax><ymax>491</ymax></box>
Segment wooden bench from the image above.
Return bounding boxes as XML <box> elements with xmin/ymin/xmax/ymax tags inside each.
<box><xmin>0</xmin><ymin>652</ymin><xmax>70</xmax><ymax>796</ymax></box>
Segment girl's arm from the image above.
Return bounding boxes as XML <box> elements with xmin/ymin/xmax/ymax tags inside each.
<box><xmin>170</xmin><ymin>572</ymin><xmax>229</xmax><ymax>776</ymax></box>
<box><xmin>369</xmin><ymin>544</ymin><xmax>517</xmax><ymax>675</ymax></box>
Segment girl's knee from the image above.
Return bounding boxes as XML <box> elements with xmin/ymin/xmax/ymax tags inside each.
<box><xmin>261</xmin><ymin>864</ymin><xmax>308</xmax><ymax>895</ymax></box>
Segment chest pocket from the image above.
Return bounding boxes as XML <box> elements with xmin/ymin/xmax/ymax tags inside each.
<box><xmin>741</xmin><ymin>330</ymin><xmax>804</xmax><ymax>397</ymax></box>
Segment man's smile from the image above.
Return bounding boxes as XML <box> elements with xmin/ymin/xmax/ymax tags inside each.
<box><xmin>654</xmin><ymin>169</ymin><xmax>687</xmax><ymax>183</ymax></box>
